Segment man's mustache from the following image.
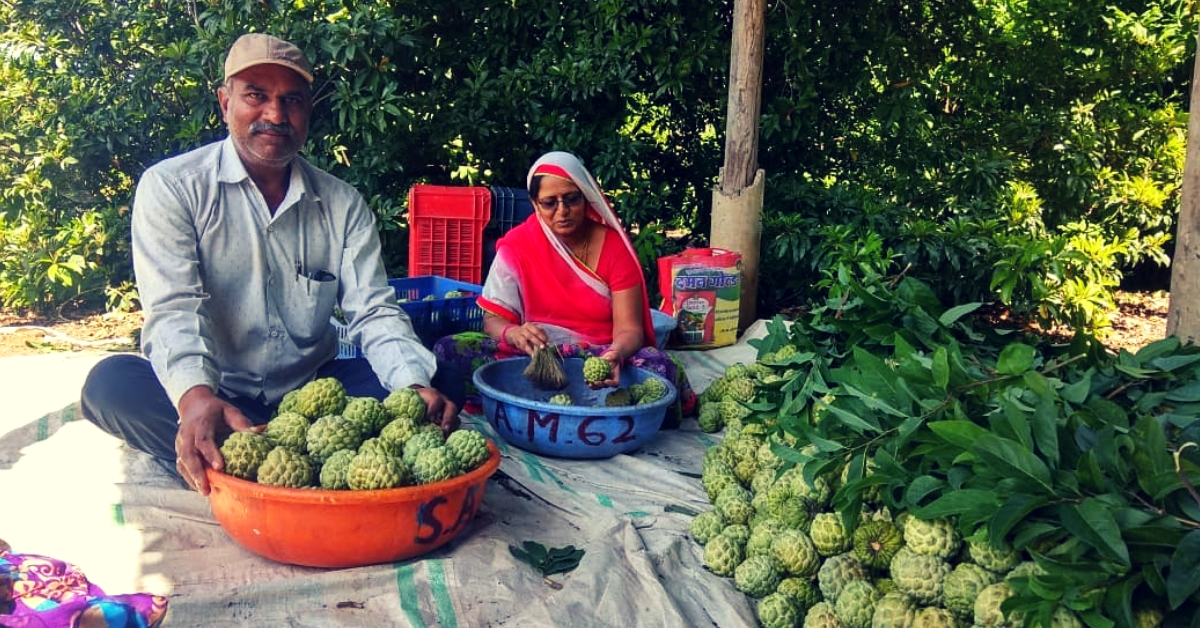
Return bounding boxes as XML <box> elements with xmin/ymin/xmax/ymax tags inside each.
<box><xmin>250</xmin><ymin>122</ymin><xmax>293</xmax><ymax>135</ymax></box>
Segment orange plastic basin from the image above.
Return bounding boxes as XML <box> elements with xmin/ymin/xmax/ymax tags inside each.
<box><xmin>205</xmin><ymin>441</ymin><xmax>501</xmax><ymax>568</ymax></box>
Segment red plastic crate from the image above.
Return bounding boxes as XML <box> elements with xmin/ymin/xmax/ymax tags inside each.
<box><xmin>407</xmin><ymin>185</ymin><xmax>492</xmax><ymax>284</ymax></box>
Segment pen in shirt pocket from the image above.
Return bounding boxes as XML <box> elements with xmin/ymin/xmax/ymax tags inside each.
<box><xmin>295</xmin><ymin>263</ymin><xmax>336</xmax><ymax>282</ymax></box>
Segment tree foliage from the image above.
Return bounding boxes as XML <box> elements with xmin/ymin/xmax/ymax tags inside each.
<box><xmin>0</xmin><ymin>0</ymin><xmax>1193</xmax><ymax>336</ymax></box>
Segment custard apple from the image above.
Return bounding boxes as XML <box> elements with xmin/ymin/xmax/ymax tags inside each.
<box><xmin>402</xmin><ymin>429</ymin><xmax>446</xmax><ymax>467</ymax></box>
<box><xmin>306</xmin><ymin>415</ymin><xmax>366</xmax><ymax>463</ymax></box>
<box><xmin>735</xmin><ymin>554</ymin><xmax>782</xmax><ymax>598</ymax></box>
<box><xmin>379</xmin><ymin>416</ymin><xmax>421</xmax><ymax>451</ymax></box>
<box><xmin>701</xmin><ymin>466</ymin><xmax>739</xmax><ymax>503</ymax></box>
<box><xmin>751</xmin><ymin>468</ymin><xmax>777</xmax><ymax>497</ymax></box>
<box><xmin>291</xmin><ymin>377</ymin><xmax>348</xmax><ymax>420</ymax></box>
<box><xmin>257</xmin><ymin>446</ymin><xmax>314</xmax><ymax>488</ymax></box>
<box><xmin>636</xmin><ymin>376</ymin><xmax>669</xmax><ymax>404</ymax></box>
<box><xmin>714</xmin><ymin>486</ymin><xmax>755</xmax><ymax>526</ymax></box>
<box><xmin>818</xmin><ymin>552</ymin><xmax>869</xmax><ymax>602</ymax></box>
<box><xmin>723</xmin><ymin>377</ymin><xmax>756</xmax><ymax>403</ymax></box>
<box><xmin>275</xmin><ymin>389</ymin><xmax>303</xmax><ymax>416</ymax></box>
<box><xmin>756</xmin><ymin>439</ymin><xmax>785</xmax><ymax>472</ymax></box>
<box><xmin>721</xmin><ymin>524</ymin><xmax>752</xmax><ymax>550</ymax></box>
<box><xmin>319</xmin><ymin>448</ymin><xmax>356</xmax><ymax>489</ymax></box>
<box><xmin>811</xmin><ymin>512</ymin><xmax>853</xmax><ymax>556</ymax></box>
<box><xmin>904</xmin><ymin>516</ymin><xmax>960</xmax><ymax>559</ymax></box>
<box><xmin>358</xmin><ymin>436</ymin><xmax>401</xmax><ymax>457</ymax></box>
<box><xmin>890</xmin><ymin>547</ymin><xmax>951</xmax><ymax>606</ymax></box>
<box><xmin>724</xmin><ymin>363</ymin><xmax>752</xmax><ymax>380</ymax></box>
<box><xmin>769</xmin><ymin>494</ymin><xmax>816</xmax><ymax>532</ymax></box>
<box><xmin>805</xmin><ymin>602</ymin><xmax>845</xmax><ymax>628</ymax></box>
<box><xmin>1132</xmin><ymin>605</ymin><xmax>1164</xmax><ymax>628</ymax></box>
<box><xmin>967</xmin><ymin>537</ymin><xmax>1020</xmax><ymax>574</ymax></box>
<box><xmin>776</xmin><ymin>576</ymin><xmax>821</xmax><ymax>614</ymax></box>
<box><xmin>689</xmin><ymin>510</ymin><xmax>726</xmax><ymax>545</ymax></box>
<box><xmin>835</xmin><ymin>580</ymin><xmax>881</xmax><ymax>628</ymax></box>
<box><xmin>346</xmin><ymin>452</ymin><xmax>411</xmax><ymax>490</ymax></box>
<box><xmin>342</xmin><ymin>396</ymin><xmax>390</xmax><ymax>435</ymax></box>
<box><xmin>264</xmin><ymin>411</ymin><xmax>309</xmax><ymax>452</ymax></box>
<box><xmin>943</xmin><ymin>563</ymin><xmax>997</xmax><ymax>619</ymax></box>
<box><xmin>771</xmin><ymin>529</ymin><xmax>820</xmax><ymax>578</ymax></box>
<box><xmin>218</xmin><ymin>431</ymin><xmax>272</xmax><ymax>480</ymax></box>
<box><xmin>702</xmin><ymin>532</ymin><xmax>744</xmax><ymax>577</ymax></box>
<box><xmin>912</xmin><ymin>607</ymin><xmax>959</xmax><ymax>628</ymax></box>
<box><xmin>582</xmin><ymin>356</ymin><xmax>612</xmax><ymax>384</ymax></box>
<box><xmin>604</xmin><ymin>388</ymin><xmax>633</xmax><ymax>407</ymax></box>
<box><xmin>412</xmin><ymin>445</ymin><xmax>463</xmax><ymax>484</ymax></box>
<box><xmin>973</xmin><ymin>582</ymin><xmax>1016</xmax><ymax>627</ymax></box>
<box><xmin>757</xmin><ymin>592</ymin><xmax>801</xmax><ymax>628</ymax></box>
<box><xmin>747</xmin><ymin>518</ymin><xmax>788</xmax><ymax>557</ymax></box>
<box><xmin>854</xmin><ymin>520</ymin><xmax>904</xmax><ymax>570</ymax></box>
<box><xmin>445</xmin><ymin>429</ymin><xmax>491</xmax><ymax>470</ymax></box>
<box><xmin>1051</xmin><ymin>606</ymin><xmax>1083</xmax><ymax>628</ymax></box>
<box><xmin>697</xmin><ymin>403</ymin><xmax>724</xmax><ymax>433</ymax></box>
<box><xmin>871</xmin><ymin>591</ymin><xmax>916</xmax><ymax>628</ymax></box>
<box><xmin>548</xmin><ymin>393</ymin><xmax>573</xmax><ymax>405</ymax></box>
<box><xmin>383</xmin><ymin>387</ymin><xmax>426</xmax><ymax>422</ymax></box>
<box><xmin>718</xmin><ymin>398</ymin><xmax>752</xmax><ymax>426</ymax></box>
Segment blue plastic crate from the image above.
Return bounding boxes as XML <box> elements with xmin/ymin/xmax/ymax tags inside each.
<box><xmin>334</xmin><ymin>276</ymin><xmax>484</xmax><ymax>357</ymax></box>
<box><xmin>488</xmin><ymin>186</ymin><xmax>534</xmax><ymax>237</ymax></box>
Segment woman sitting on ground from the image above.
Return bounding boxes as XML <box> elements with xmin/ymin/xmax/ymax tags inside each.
<box><xmin>433</xmin><ymin>151</ymin><xmax>696</xmax><ymax>426</ymax></box>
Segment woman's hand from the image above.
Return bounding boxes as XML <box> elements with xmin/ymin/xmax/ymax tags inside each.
<box><xmin>502</xmin><ymin>322</ymin><xmax>550</xmax><ymax>356</ymax></box>
<box><xmin>590</xmin><ymin>348</ymin><xmax>623</xmax><ymax>388</ymax></box>
<box><xmin>175</xmin><ymin>385</ymin><xmax>258</xmax><ymax>495</ymax></box>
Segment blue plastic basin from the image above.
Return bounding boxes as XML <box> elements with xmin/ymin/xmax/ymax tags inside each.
<box><xmin>472</xmin><ymin>357</ymin><xmax>678</xmax><ymax>459</ymax></box>
<box><xmin>650</xmin><ymin>309</ymin><xmax>676</xmax><ymax>350</ymax></box>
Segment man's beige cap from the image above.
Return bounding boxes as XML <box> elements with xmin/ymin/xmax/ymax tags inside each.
<box><xmin>223</xmin><ymin>33</ymin><xmax>313</xmax><ymax>84</ymax></box>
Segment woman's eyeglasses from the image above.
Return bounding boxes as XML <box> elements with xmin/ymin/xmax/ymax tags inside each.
<box><xmin>535</xmin><ymin>192</ymin><xmax>585</xmax><ymax>211</ymax></box>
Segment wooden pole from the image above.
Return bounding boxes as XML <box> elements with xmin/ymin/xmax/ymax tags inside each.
<box><xmin>711</xmin><ymin>0</ymin><xmax>766</xmax><ymax>330</ymax></box>
<box><xmin>1167</xmin><ymin>22</ymin><xmax>1200</xmax><ymax>344</ymax></box>
<box><xmin>720</xmin><ymin>0</ymin><xmax>765</xmax><ymax>192</ymax></box>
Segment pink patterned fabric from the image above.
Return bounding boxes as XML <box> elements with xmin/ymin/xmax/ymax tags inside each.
<box><xmin>0</xmin><ymin>548</ymin><xmax>167</xmax><ymax>628</ymax></box>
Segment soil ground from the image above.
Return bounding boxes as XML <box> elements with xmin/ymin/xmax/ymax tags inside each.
<box><xmin>0</xmin><ymin>291</ymin><xmax>1172</xmax><ymax>358</ymax></box>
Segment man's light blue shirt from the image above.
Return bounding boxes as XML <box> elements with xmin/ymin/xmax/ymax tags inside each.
<box><xmin>132</xmin><ymin>138</ymin><xmax>434</xmax><ymax>407</ymax></box>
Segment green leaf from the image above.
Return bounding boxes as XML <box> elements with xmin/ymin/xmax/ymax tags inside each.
<box><xmin>997</xmin><ymin>343</ymin><xmax>1036</xmax><ymax>376</ymax></box>
<box><xmin>1102</xmin><ymin>574</ymin><xmax>1141</xmax><ymax>628</ymax></box>
<box><xmin>938</xmin><ymin>302</ymin><xmax>982</xmax><ymax>327</ymax></box>
<box><xmin>931</xmin><ymin>345</ymin><xmax>949</xmax><ymax>390</ymax></box>
<box><xmin>990</xmin><ymin>493</ymin><xmax>1050</xmax><ymax>541</ymax></box>
<box><xmin>911</xmin><ymin>489</ymin><xmax>1000</xmax><ymax>519</ymax></box>
<box><xmin>1165</xmin><ymin>381</ymin><xmax>1200</xmax><ymax>403</ymax></box>
<box><xmin>1031</xmin><ymin>391</ymin><xmax>1060</xmax><ymax>468</ymax></box>
<box><xmin>929</xmin><ymin>420</ymin><xmax>992</xmax><ymax>451</ymax></box>
<box><xmin>522</xmin><ymin>540</ymin><xmax>549</xmax><ymax>566</ymax></box>
<box><xmin>820</xmin><ymin>401</ymin><xmax>882</xmax><ymax>434</ymax></box>
<box><xmin>1168</xmin><ymin>530</ymin><xmax>1200</xmax><ymax>609</ymax></box>
<box><xmin>974</xmin><ymin>434</ymin><xmax>1055</xmax><ymax>494</ymax></box>
<box><xmin>665</xmin><ymin>504</ymin><xmax>700</xmax><ymax>516</ymax></box>
<box><xmin>1059</xmin><ymin>499</ymin><xmax>1130</xmax><ymax>567</ymax></box>
<box><xmin>903</xmin><ymin>475</ymin><xmax>946</xmax><ymax>507</ymax></box>
<box><xmin>1061</xmin><ymin>371</ymin><xmax>1092</xmax><ymax>405</ymax></box>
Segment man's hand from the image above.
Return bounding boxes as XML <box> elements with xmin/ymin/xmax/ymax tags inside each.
<box><xmin>175</xmin><ymin>385</ymin><xmax>257</xmax><ymax>495</ymax></box>
<box><xmin>413</xmin><ymin>386</ymin><xmax>460</xmax><ymax>434</ymax></box>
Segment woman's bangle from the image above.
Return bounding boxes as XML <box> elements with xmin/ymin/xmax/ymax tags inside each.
<box><xmin>498</xmin><ymin>324</ymin><xmax>519</xmax><ymax>353</ymax></box>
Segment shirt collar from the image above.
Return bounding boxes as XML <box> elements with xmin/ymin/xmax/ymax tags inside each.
<box><xmin>218</xmin><ymin>137</ymin><xmax>312</xmax><ymax>209</ymax></box>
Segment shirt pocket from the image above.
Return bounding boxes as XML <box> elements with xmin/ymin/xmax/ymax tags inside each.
<box><xmin>279</xmin><ymin>273</ymin><xmax>340</xmax><ymax>344</ymax></box>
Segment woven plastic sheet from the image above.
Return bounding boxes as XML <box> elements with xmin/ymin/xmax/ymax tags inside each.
<box><xmin>0</xmin><ymin>322</ymin><xmax>774</xmax><ymax>627</ymax></box>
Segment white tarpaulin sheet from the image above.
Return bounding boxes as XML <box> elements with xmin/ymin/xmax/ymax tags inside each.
<box><xmin>0</xmin><ymin>322</ymin><xmax>774</xmax><ymax>627</ymax></box>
